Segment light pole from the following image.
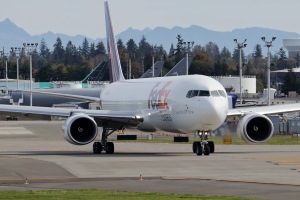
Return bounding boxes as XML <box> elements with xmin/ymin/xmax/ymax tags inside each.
<box><xmin>261</xmin><ymin>37</ymin><xmax>276</xmax><ymax>106</ymax></box>
<box><xmin>152</xmin><ymin>45</ymin><xmax>157</xmax><ymax>77</ymax></box>
<box><xmin>141</xmin><ymin>57</ymin><xmax>144</xmax><ymax>75</ymax></box>
<box><xmin>183</xmin><ymin>41</ymin><xmax>194</xmax><ymax>75</ymax></box>
<box><xmin>23</xmin><ymin>43</ymin><xmax>38</xmax><ymax>106</ymax></box>
<box><xmin>234</xmin><ymin>39</ymin><xmax>247</xmax><ymax>104</ymax></box>
<box><xmin>11</xmin><ymin>47</ymin><xmax>24</xmax><ymax>90</ymax></box>
<box><xmin>0</xmin><ymin>50</ymin><xmax>9</xmax><ymax>95</ymax></box>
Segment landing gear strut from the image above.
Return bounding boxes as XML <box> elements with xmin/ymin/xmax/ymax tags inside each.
<box><xmin>192</xmin><ymin>131</ymin><xmax>215</xmax><ymax>156</ymax></box>
<box><xmin>93</xmin><ymin>126</ymin><xmax>116</xmax><ymax>154</ymax></box>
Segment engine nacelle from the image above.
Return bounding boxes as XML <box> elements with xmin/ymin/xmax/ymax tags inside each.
<box><xmin>62</xmin><ymin>114</ymin><xmax>98</xmax><ymax>145</ymax></box>
<box><xmin>237</xmin><ymin>113</ymin><xmax>274</xmax><ymax>143</ymax></box>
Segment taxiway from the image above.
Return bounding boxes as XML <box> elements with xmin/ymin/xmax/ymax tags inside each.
<box><xmin>0</xmin><ymin>121</ymin><xmax>300</xmax><ymax>199</ymax></box>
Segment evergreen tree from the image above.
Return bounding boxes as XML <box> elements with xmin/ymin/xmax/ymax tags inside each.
<box><xmin>174</xmin><ymin>35</ymin><xmax>184</xmax><ymax>63</ymax></box>
<box><xmin>253</xmin><ymin>44</ymin><xmax>263</xmax><ymax>59</ymax></box>
<box><xmin>39</xmin><ymin>38</ymin><xmax>50</xmax><ymax>58</ymax></box>
<box><xmin>276</xmin><ymin>48</ymin><xmax>288</xmax><ymax>70</ymax></box>
<box><xmin>220</xmin><ymin>47</ymin><xmax>231</xmax><ymax>64</ymax></box>
<box><xmin>64</xmin><ymin>41</ymin><xmax>77</xmax><ymax>65</ymax></box>
<box><xmin>95</xmin><ymin>41</ymin><xmax>106</xmax><ymax>55</ymax></box>
<box><xmin>282</xmin><ymin>69</ymin><xmax>300</xmax><ymax>94</ymax></box>
<box><xmin>205</xmin><ymin>42</ymin><xmax>220</xmax><ymax>63</ymax></box>
<box><xmin>81</xmin><ymin>38</ymin><xmax>90</xmax><ymax>59</ymax></box>
<box><xmin>169</xmin><ymin>44</ymin><xmax>175</xmax><ymax>56</ymax></box>
<box><xmin>137</xmin><ymin>36</ymin><xmax>152</xmax><ymax>71</ymax></box>
<box><xmin>90</xmin><ymin>42</ymin><xmax>96</xmax><ymax>58</ymax></box>
<box><xmin>52</xmin><ymin>37</ymin><xmax>65</xmax><ymax>64</ymax></box>
<box><xmin>117</xmin><ymin>39</ymin><xmax>125</xmax><ymax>49</ymax></box>
<box><xmin>126</xmin><ymin>39</ymin><xmax>138</xmax><ymax>57</ymax></box>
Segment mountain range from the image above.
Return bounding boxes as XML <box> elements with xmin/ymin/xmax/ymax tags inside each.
<box><xmin>1</xmin><ymin>18</ymin><xmax>300</xmax><ymax>55</ymax></box>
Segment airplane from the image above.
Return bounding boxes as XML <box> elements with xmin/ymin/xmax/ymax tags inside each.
<box><xmin>0</xmin><ymin>1</ymin><xmax>299</xmax><ymax>156</ymax></box>
<box><xmin>140</xmin><ymin>61</ymin><xmax>164</xmax><ymax>78</ymax></box>
<box><xmin>165</xmin><ymin>56</ymin><xmax>192</xmax><ymax>76</ymax></box>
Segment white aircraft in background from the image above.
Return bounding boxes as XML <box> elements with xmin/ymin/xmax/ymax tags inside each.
<box><xmin>0</xmin><ymin>1</ymin><xmax>300</xmax><ymax>156</ymax></box>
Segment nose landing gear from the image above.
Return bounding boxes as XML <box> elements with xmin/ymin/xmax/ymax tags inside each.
<box><xmin>192</xmin><ymin>131</ymin><xmax>215</xmax><ymax>156</ymax></box>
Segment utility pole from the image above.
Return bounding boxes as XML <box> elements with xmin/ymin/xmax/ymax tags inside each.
<box><xmin>183</xmin><ymin>41</ymin><xmax>194</xmax><ymax>75</ymax></box>
<box><xmin>234</xmin><ymin>39</ymin><xmax>247</xmax><ymax>105</ymax></box>
<box><xmin>11</xmin><ymin>47</ymin><xmax>24</xmax><ymax>90</ymax></box>
<box><xmin>261</xmin><ymin>37</ymin><xmax>276</xmax><ymax>106</ymax></box>
<box><xmin>23</xmin><ymin>43</ymin><xmax>38</xmax><ymax>106</ymax></box>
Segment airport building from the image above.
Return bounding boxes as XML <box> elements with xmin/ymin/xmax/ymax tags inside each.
<box><xmin>211</xmin><ymin>76</ymin><xmax>256</xmax><ymax>98</ymax></box>
<box><xmin>283</xmin><ymin>38</ymin><xmax>300</xmax><ymax>58</ymax></box>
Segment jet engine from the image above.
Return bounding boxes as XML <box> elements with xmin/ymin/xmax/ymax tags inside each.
<box><xmin>237</xmin><ymin>113</ymin><xmax>274</xmax><ymax>143</ymax></box>
<box><xmin>62</xmin><ymin>114</ymin><xmax>98</xmax><ymax>145</ymax></box>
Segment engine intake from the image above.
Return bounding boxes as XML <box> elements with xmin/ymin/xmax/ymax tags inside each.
<box><xmin>237</xmin><ymin>113</ymin><xmax>274</xmax><ymax>143</ymax></box>
<box><xmin>62</xmin><ymin>114</ymin><xmax>98</xmax><ymax>145</ymax></box>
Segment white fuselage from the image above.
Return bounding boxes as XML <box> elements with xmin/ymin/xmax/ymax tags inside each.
<box><xmin>100</xmin><ymin>75</ymin><xmax>228</xmax><ymax>133</ymax></box>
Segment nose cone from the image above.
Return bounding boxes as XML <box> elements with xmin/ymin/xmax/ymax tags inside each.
<box><xmin>200</xmin><ymin>98</ymin><xmax>228</xmax><ymax>130</ymax></box>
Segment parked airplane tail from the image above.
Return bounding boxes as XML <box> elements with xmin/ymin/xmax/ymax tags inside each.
<box><xmin>140</xmin><ymin>61</ymin><xmax>164</xmax><ymax>78</ymax></box>
<box><xmin>165</xmin><ymin>56</ymin><xmax>192</xmax><ymax>76</ymax></box>
<box><xmin>104</xmin><ymin>1</ymin><xmax>125</xmax><ymax>83</ymax></box>
<box><xmin>81</xmin><ymin>61</ymin><xmax>109</xmax><ymax>83</ymax></box>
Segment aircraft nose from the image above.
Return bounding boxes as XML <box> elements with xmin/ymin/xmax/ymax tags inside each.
<box><xmin>202</xmin><ymin>98</ymin><xmax>228</xmax><ymax>127</ymax></box>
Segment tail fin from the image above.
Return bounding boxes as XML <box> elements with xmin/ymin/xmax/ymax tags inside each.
<box><xmin>140</xmin><ymin>61</ymin><xmax>164</xmax><ymax>78</ymax></box>
<box><xmin>165</xmin><ymin>56</ymin><xmax>192</xmax><ymax>76</ymax></box>
<box><xmin>104</xmin><ymin>1</ymin><xmax>125</xmax><ymax>83</ymax></box>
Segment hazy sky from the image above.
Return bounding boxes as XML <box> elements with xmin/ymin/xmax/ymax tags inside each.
<box><xmin>1</xmin><ymin>0</ymin><xmax>299</xmax><ymax>39</ymax></box>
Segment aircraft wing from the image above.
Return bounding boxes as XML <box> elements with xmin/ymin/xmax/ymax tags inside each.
<box><xmin>0</xmin><ymin>104</ymin><xmax>143</xmax><ymax>126</ymax></box>
<box><xmin>228</xmin><ymin>103</ymin><xmax>300</xmax><ymax>116</ymax></box>
<box><xmin>18</xmin><ymin>90</ymin><xmax>101</xmax><ymax>103</ymax></box>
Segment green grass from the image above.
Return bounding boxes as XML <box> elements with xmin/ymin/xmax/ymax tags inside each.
<box><xmin>112</xmin><ymin>135</ymin><xmax>300</xmax><ymax>145</ymax></box>
<box><xmin>0</xmin><ymin>189</ymin><xmax>259</xmax><ymax>200</ymax></box>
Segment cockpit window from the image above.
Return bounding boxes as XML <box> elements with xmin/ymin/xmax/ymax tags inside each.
<box><xmin>190</xmin><ymin>90</ymin><xmax>199</xmax><ymax>98</ymax></box>
<box><xmin>210</xmin><ymin>90</ymin><xmax>220</xmax><ymax>97</ymax></box>
<box><xmin>218</xmin><ymin>90</ymin><xmax>227</xmax><ymax>98</ymax></box>
<box><xmin>186</xmin><ymin>90</ymin><xmax>210</xmax><ymax>98</ymax></box>
<box><xmin>199</xmin><ymin>90</ymin><xmax>210</xmax><ymax>96</ymax></box>
<box><xmin>186</xmin><ymin>90</ymin><xmax>192</xmax><ymax>98</ymax></box>
<box><xmin>186</xmin><ymin>89</ymin><xmax>227</xmax><ymax>98</ymax></box>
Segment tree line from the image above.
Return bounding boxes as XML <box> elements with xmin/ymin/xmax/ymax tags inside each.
<box><xmin>1</xmin><ymin>35</ymin><xmax>299</xmax><ymax>93</ymax></box>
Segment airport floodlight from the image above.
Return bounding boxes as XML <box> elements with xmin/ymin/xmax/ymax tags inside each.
<box><xmin>23</xmin><ymin>42</ymin><xmax>39</xmax><ymax>106</ymax></box>
<box><xmin>233</xmin><ymin>39</ymin><xmax>247</xmax><ymax>105</ymax></box>
<box><xmin>10</xmin><ymin>47</ymin><xmax>24</xmax><ymax>90</ymax></box>
<box><xmin>183</xmin><ymin>40</ymin><xmax>194</xmax><ymax>75</ymax></box>
<box><xmin>261</xmin><ymin>37</ymin><xmax>276</xmax><ymax>106</ymax></box>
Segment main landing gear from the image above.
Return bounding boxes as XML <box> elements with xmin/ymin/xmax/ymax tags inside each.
<box><xmin>192</xmin><ymin>131</ymin><xmax>215</xmax><ymax>156</ymax></box>
<box><xmin>93</xmin><ymin>126</ymin><xmax>115</xmax><ymax>154</ymax></box>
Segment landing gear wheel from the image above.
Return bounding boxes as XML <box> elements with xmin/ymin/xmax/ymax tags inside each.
<box><xmin>106</xmin><ymin>142</ymin><xmax>115</xmax><ymax>154</ymax></box>
<box><xmin>195</xmin><ymin>142</ymin><xmax>202</xmax><ymax>156</ymax></box>
<box><xmin>192</xmin><ymin>141</ymin><xmax>197</xmax><ymax>153</ymax></box>
<box><xmin>93</xmin><ymin>142</ymin><xmax>102</xmax><ymax>154</ymax></box>
<box><xmin>203</xmin><ymin>144</ymin><xmax>210</xmax><ymax>156</ymax></box>
<box><xmin>207</xmin><ymin>141</ymin><xmax>215</xmax><ymax>153</ymax></box>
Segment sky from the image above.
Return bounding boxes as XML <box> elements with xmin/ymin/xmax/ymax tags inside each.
<box><xmin>1</xmin><ymin>0</ymin><xmax>300</xmax><ymax>39</ymax></box>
